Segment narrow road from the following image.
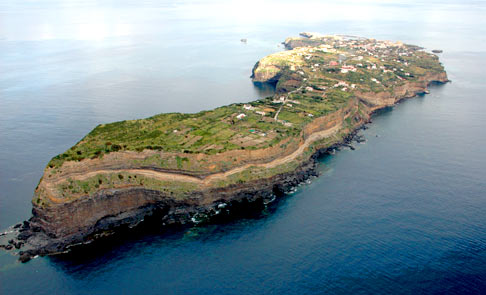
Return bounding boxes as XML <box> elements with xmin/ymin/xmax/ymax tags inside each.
<box><xmin>42</xmin><ymin>122</ymin><xmax>343</xmax><ymax>202</ymax></box>
<box><xmin>274</xmin><ymin>85</ymin><xmax>304</xmax><ymax>121</ymax></box>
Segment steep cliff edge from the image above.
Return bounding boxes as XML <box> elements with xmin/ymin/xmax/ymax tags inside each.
<box><xmin>0</xmin><ymin>33</ymin><xmax>448</xmax><ymax>262</ymax></box>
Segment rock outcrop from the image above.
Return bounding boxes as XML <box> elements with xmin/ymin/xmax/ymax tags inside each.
<box><xmin>0</xmin><ymin>34</ymin><xmax>448</xmax><ymax>261</ymax></box>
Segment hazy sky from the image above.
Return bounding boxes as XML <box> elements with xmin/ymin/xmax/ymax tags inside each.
<box><xmin>1</xmin><ymin>0</ymin><xmax>484</xmax><ymax>42</ymax></box>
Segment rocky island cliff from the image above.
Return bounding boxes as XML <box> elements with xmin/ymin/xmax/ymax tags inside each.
<box><xmin>0</xmin><ymin>33</ymin><xmax>448</xmax><ymax>262</ymax></box>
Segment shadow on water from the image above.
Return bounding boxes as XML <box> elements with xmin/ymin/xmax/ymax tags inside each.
<box><xmin>47</xmin><ymin>81</ymin><xmax>449</xmax><ymax>277</ymax></box>
<box><xmin>372</xmin><ymin>105</ymin><xmax>395</xmax><ymax>117</ymax></box>
<box><xmin>252</xmin><ymin>81</ymin><xmax>276</xmax><ymax>97</ymax></box>
<box><xmin>47</xmin><ymin>192</ymin><xmax>294</xmax><ymax>275</ymax></box>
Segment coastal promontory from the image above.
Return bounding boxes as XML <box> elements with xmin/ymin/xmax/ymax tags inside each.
<box><xmin>0</xmin><ymin>33</ymin><xmax>448</xmax><ymax>261</ymax></box>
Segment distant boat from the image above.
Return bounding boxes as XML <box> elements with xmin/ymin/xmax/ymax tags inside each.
<box><xmin>241</xmin><ymin>38</ymin><xmax>247</xmax><ymax>43</ymax></box>
<box><xmin>432</xmin><ymin>49</ymin><xmax>443</xmax><ymax>53</ymax></box>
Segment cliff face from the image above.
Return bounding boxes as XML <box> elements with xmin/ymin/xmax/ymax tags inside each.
<box><xmin>356</xmin><ymin>72</ymin><xmax>449</xmax><ymax>110</ymax></box>
<box><xmin>251</xmin><ymin>61</ymin><xmax>282</xmax><ymax>83</ymax></box>
<box><xmin>17</xmin><ymin>158</ymin><xmax>321</xmax><ymax>258</ymax></box>
<box><xmin>26</xmin><ymin>100</ymin><xmax>361</xmax><ymax>246</ymax></box>
<box><xmin>250</xmin><ymin>51</ymin><xmax>301</xmax><ymax>83</ymax></box>
<box><xmin>0</xmin><ymin>34</ymin><xmax>448</xmax><ymax>262</ymax></box>
<box><xmin>12</xmin><ymin>100</ymin><xmax>368</xmax><ymax>260</ymax></box>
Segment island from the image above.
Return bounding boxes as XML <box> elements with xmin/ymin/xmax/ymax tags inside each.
<box><xmin>0</xmin><ymin>33</ymin><xmax>448</xmax><ymax>262</ymax></box>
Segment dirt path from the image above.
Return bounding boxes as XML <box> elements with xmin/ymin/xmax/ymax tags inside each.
<box><xmin>41</xmin><ymin>122</ymin><xmax>343</xmax><ymax>201</ymax></box>
<box><xmin>274</xmin><ymin>85</ymin><xmax>303</xmax><ymax>121</ymax></box>
<box><xmin>205</xmin><ymin>122</ymin><xmax>341</xmax><ymax>182</ymax></box>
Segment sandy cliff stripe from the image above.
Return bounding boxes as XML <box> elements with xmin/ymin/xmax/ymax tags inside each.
<box><xmin>40</xmin><ymin>123</ymin><xmax>342</xmax><ymax>203</ymax></box>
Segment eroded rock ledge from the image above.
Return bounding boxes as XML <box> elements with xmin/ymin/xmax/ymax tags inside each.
<box><xmin>0</xmin><ymin>33</ymin><xmax>448</xmax><ymax>262</ymax></box>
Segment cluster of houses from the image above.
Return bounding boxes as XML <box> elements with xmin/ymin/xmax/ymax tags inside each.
<box><xmin>296</xmin><ymin>35</ymin><xmax>422</xmax><ymax>84</ymax></box>
<box><xmin>236</xmin><ymin>104</ymin><xmax>279</xmax><ymax>121</ymax></box>
<box><xmin>242</xmin><ymin>104</ymin><xmax>267</xmax><ymax>116</ymax></box>
<box><xmin>235</xmin><ymin>36</ymin><xmax>426</xmax><ymax>129</ymax></box>
<box><xmin>271</xmin><ymin>97</ymin><xmax>286</xmax><ymax>104</ymax></box>
<box><xmin>332</xmin><ymin>81</ymin><xmax>356</xmax><ymax>92</ymax></box>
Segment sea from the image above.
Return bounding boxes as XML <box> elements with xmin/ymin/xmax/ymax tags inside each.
<box><xmin>1</xmin><ymin>0</ymin><xmax>486</xmax><ymax>294</ymax></box>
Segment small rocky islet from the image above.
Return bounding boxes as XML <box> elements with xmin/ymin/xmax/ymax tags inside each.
<box><xmin>0</xmin><ymin>33</ymin><xmax>448</xmax><ymax>262</ymax></box>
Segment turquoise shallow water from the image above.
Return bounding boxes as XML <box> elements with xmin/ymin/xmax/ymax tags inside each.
<box><xmin>1</xmin><ymin>1</ymin><xmax>486</xmax><ymax>294</ymax></box>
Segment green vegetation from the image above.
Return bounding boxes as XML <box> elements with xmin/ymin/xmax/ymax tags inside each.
<box><xmin>211</xmin><ymin>161</ymin><xmax>301</xmax><ymax>188</ymax></box>
<box><xmin>56</xmin><ymin>172</ymin><xmax>199</xmax><ymax>200</ymax></box>
<box><xmin>47</xmin><ymin>35</ymin><xmax>445</xmax><ymax>171</ymax></box>
<box><xmin>48</xmin><ymin>104</ymin><xmax>295</xmax><ymax>168</ymax></box>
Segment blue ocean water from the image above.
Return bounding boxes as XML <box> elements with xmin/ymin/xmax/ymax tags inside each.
<box><xmin>1</xmin><ymin>0</ymin><xmax>486</xmax><ymax>294</ymax></box>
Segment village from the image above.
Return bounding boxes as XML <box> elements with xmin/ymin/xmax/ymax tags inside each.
<box><xmin>45</xmin><ymin>34</ymin><xmax>445</xmax><ymax>168</ymax></box>
<box><xmin>235</xmin><ymin>34</ymin><xmax>442</xmax><ymax>135</ymax></box>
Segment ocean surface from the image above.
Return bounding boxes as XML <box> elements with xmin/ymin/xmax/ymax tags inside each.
<box><xmin>1</xmin><ymin>0</ymin><xmax>486</xmax><ymax>294</ymax></box>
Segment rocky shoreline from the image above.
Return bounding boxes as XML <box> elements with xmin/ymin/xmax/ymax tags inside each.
<box><xmin>0</xmin><ymin>34</ymin><xmax>449</xmax><ymax>262</ymax></box>
<box><xmin>1</xmin><ymin>119</ymin><xmax>380</xmax><ymax>263</ymax></box>
<box><xmin>0</xmin><ymin>87</ymin><xmax>435</xmax><ymax>263</ymax></box>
